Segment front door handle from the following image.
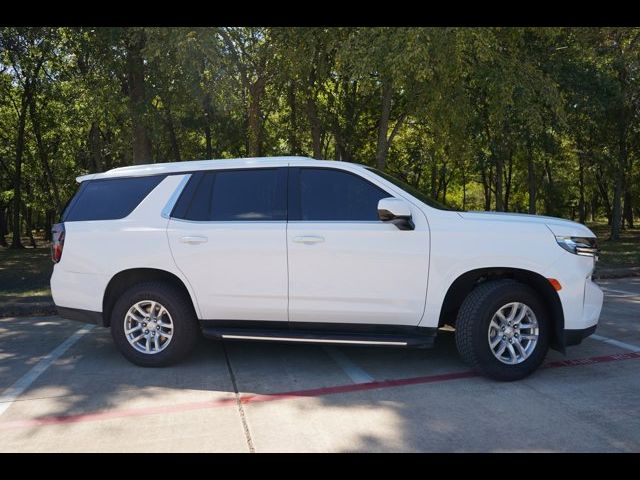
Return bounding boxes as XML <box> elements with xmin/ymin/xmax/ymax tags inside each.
<box><xmin>293</xmin><ymin>235</ymin><xmax>325</xmax><ymax>244</ymax></box>
<box><xmin>180</xmin><ymin>235</ymin><xmax>208</xmax><ymax>245</ymax></box>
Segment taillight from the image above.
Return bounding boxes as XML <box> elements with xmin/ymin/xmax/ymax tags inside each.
<box><xmin>51</xmin><ymin>223</ymin><xmax>65</xmax><ymax>263</ymax></box>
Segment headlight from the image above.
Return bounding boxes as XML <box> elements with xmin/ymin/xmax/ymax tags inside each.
<box><xmin>555</xmin><ymin>236</ymin><xmax>598</xmax><ymax>259</ymax></box>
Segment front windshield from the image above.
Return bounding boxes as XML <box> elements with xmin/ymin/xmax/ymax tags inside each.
<box><xmin>366</xmin><ymin>167</ymin><xmax>456</xmax><ymax>211</ymax></box>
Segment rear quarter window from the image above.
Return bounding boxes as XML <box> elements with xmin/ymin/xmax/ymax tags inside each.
<box><xmin>62</xmin><ymin>175</ymin><xmax>165</xmax><ymax>222</ymax></box>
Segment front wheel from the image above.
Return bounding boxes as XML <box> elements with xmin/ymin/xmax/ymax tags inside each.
<box><xmin>110</xmin><ymin>281</ymin><xmax>200</xmax><ymax>367</ymax></box>
<box><xmin>455</xmin><ymin>279</ymin><xmax>550</xmax><ymax>381</ymax></box>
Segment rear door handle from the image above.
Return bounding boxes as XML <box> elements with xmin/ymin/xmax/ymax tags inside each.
<box><xmin>180</xmin><ymin>235</ymin><xmax>208</xmax><ymax>245</ymax></box>
<box><xmin>293</xmin><ymin>235</ymin><xmax>325</xmax><ymax>244</ymax></box>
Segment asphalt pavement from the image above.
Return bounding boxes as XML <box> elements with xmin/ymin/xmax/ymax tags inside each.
<box><xmin>1</xmin><ymin>278</ymin><xmax>639</xmax><ymax>452</ymax></box>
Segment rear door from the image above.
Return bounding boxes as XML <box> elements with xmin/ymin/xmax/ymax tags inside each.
<box><xmin>167</xmin><ymin>167</ymin><xmax>288</xmax><ymax>322</ymax></box>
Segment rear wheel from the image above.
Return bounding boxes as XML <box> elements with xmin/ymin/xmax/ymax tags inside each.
<box><xmin>111</xmin><ymin>282</ymin><xmax>199</xmax><ymax>367</ymax></box>
<box><xmin>455</xmin><ymin>279</ymin><xmax>550</xmax><ymax>381</ymax></box>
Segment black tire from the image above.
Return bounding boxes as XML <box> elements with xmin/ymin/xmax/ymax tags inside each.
<box><xmin>110</xmin><ymin>281</ymin><xmax>200</xmax><ymax>367</ymax></box>
<box><xmin>455</xmin><ymin>279</ymin><xmax>550</xmax><ymax>381</ymax></box>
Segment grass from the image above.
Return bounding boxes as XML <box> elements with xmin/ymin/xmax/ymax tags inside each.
<box><xmin>0</xmin><ymin>243</ymin><xmax>53</xmax><ymax>304</ymax></box>
<box><xmin>587</xmin><ymin>223</ymin><xmax>640</xmax><ymax>269</ymax></box>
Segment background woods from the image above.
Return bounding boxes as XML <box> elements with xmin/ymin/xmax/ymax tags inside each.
<box><xmin>1</xmin><ymin>27</ymin><xmax>639</xmax><ymax>248</ymax></box>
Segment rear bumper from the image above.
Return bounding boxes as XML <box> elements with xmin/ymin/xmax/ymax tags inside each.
<box><xmin>50</xmin><ymin>265</ymin><xmax>109</xmax><ymax>313</ymax></box>
<box><xmin>57</xmin><ymin>306</ymin><xmax>103</xmax><ymax>325</ymax></box>
<box><xmin>564</xmin><ymin>325</ymin><xmax>597</xmax><ymax>347</ymax></box>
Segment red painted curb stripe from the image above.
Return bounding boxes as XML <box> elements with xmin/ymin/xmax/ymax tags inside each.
<box><xmin>1</xmin><ymin>351</ymin><xmax>639</xmax><ymax>431</ymax></box>
<box><xmin>239</xmin><ymin>370</ymin><xmax>479</xmax><ymax>404</ymax></box>
<box><xmin>542</xmin><ymin>351</ymin><xmax>640</xmax><ymax>368</ymax></box>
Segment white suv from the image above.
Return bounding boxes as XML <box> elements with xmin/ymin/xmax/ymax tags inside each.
<box><xmin>50</xmin><ymin>157</ymin><xmax>603</xmax><ymax>380</ymax></box>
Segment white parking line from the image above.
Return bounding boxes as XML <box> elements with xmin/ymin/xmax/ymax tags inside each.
<box><xmin>0</xmin><ymin>325</ymin><xmax>94</xmax><ymax>417</ymax></box>
<box><xmin>323</xmin><ymin>346</ymin><xmax>375</xmax><ymax>384</ymax></box>
<box><xmin>590</xmin><ymin>334</ymin><xmax>640</xmax><ymax>353</ymax></box>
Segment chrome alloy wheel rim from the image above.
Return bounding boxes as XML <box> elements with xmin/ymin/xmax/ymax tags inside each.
<box><xmin>124</xmin><ymin>300</ymin><xmax>174</xmax><ymax>354</ymax></box>
<box><xmin>488</xmin><ymin>302</ymin><xmax>539</xmax><ymax>365</ymax></box>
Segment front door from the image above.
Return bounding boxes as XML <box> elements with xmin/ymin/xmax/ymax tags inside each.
<box><xmin>287</xmin><ymin>167</ymin><xmax>430</xmax><ymax>326</ymax></box>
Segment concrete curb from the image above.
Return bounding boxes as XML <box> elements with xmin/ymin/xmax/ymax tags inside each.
<box><xmin>593</xmin><ymin>267</ymin><xmax>640</xmax><ymax>279</ymax></box>
<box><xmin>0</xmin><ymin>302</ymin><xmax>57</xmax><ymax>318</ymax></box>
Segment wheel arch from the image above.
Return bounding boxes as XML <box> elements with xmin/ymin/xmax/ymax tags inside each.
<box><xmin>102</xmin><ymin>268</ymin><xmax>199</xmax><ymax>327</ymax></box>
<box><xmin>438</xmin><ymin>267</ymin><xmax>565</xmax><ymax>352</ymax></box>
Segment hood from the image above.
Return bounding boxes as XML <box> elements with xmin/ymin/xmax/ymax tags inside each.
<box><xmin>457</xmin><ymin>211</ymin><xmax>596</xmax><ymax>238</ymax></box>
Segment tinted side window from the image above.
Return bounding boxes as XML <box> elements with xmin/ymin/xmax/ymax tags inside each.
<box><xmin>181</xmin><ymin>173</ymin><xmax>215</xmax><ymax>221</ymax></box>
<box><xmin>298</xmin><ymin>168</ymin><xmax>389</xmax><ymax>221</ymax></box>
<box><xmin>210</xmin><ymin>169</ymin><xmax>285</xmax><ymax>221</ymax></box>
<box><xmin>63</xmin><ymin>175</ymin><xmax>165</xmax><ymax>221</ymax></box>
<box><xmin>175</xmin><ymin>168</ymin><xmax>286</xmax><ymax>221</ymax></box>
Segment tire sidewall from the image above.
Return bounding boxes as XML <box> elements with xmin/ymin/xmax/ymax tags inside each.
<box><xmin>111</xmin><ymin>283</ymin><xmax>197</xmax><ymax>367</ymax></box>
<box><xmin>470</xmin><ymin>284</ymin><xmax>550</xmax><ymax>380</ymax></box>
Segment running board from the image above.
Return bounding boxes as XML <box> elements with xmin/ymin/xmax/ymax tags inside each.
<box><xmin>201</xmin><ymin>327</ymin><xmax>435</xmax><ymax>348</ymax></box>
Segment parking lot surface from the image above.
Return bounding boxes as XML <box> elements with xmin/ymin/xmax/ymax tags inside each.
<box><xmin>1</xmin><ymin>278</ymin><xmax>639</xmax><ymax>452</ymax></box>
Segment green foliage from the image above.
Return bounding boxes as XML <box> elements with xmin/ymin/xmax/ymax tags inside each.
<box><xmin>0</xmin><ymin>27</ymin><xmax>639</xmax><ymax>245</ymax></box>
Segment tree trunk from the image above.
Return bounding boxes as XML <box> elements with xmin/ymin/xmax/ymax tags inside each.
<box><xmin>35</xmin><ymin>210</ymin><xmax>41</xmax><ymax>237</ymax></box>
<box><xmin>623</xmin><ymin>190</ymin><xmax>634</xmax><ymax>229</ymax></box>
<box><xmin>287</xmin><ymin>82</ymin><xmax>301</xmax><ymax>156</ymax></box>
<box><xmin>44</xmin><ymin>209</ymin><xmax>54</xmax><ymax>241</ymax></box>
<box><xmin>204</xmin><ymin>124</ymin><xmax>213</xmax><ymax>159</ymax></box>
<box><xmin>481</xmin><ymin>163</ymin><xmax>492</xmax><ymax>211</ymax></box>
<box><xmin>125</xmin><ymin>28</ymin><xmax>153</xmax><ymax>165</ymax></box>
<box><xmin>304</xmin><ymin>61</ymin><xmax>322</xmax><ymax>159</ymax></box>
<box><xmin>494</xmin><ymin>154</ymin><xmax>504</xmax><ymax>212</ymax></box>
<box><xmin>202</xmin><ymin>94</ymin><xmax>214</xmax><ymax>158</ymax></box>
<box><xmin>332</xmin><ymin>121</ymin><xmax>351</xmax><ymax>162</ymax></box>
<box><xmin>89</xmin><ymin>122</ymin><xmax>104</xmax><ymax>172</ymax></box>
<box><xmin>624</xmin><ymin>150</ymin><xmax>634</xmax><ymax>228</ymax></box>
<box><xmin>430</xmin><ymin>161</ymin><xmax>438</xmax><ymax>199</ymax></box>
<box><xmin>611</xmin><ymin>174</ymin><xmax>623</xmax><ymax>239</ymax></box>
<box><xmin>0</xmin><ymin>205</ymin><xmax>7</xmax><ymax>247</ymax></box>
<box><xmin>28</xmin><ymin>91</ymin><xmax>62</xmax><ymax>213</ymax></box>
<box><xmin>461</xmin><ymin>166</ymin><xmax>467</xmax><ymax>211</ymax></box>
<box><xmin>578</xmin><ymin>155</ymin><xmax>586</xmax><ymax>224</ymax></box>
<box><xmin>375</xmin><ymin>78</ymin><xmax>393</xmax><ymax>171</ymax></box>
<box><xmin>595</xmin><ymin>167</ymin><xmax>612</xmax><ymax>222</ymax></box>
<box><xmin>25</xmin><ymin>207</ymin><xmax>36</xmax><ymax>248</ymax></box>
<box><xmin>440</xmin><ymin>164</ymin><xmax>449</xmax><ymax>204</ymax></box>
<box><xmin>543</xmin><ymin>156</ymin><xmax>556</xmax><ymax>217</ymax></box>
<box><xmin>247</xmin><ymin>78</ymin><xmax>266</xmax><ymax>157</ymax></box>
<box><xmin>527</xmin><ymin>142</ymin><xmax>536</xmax><ymax>214</ymax></box>
<box><xmin>334</xmin><ymin>77</ymin><xmax>360</xmax><ymax>163</ymax></box>
<box><xmin>165</xmin><ymin>107</ymin><xmax>181</xmax><ymax>162</ymax></box>
<box><xmin>503</xmin><ymin>150</ymin><xmax>513</xmax><ymax>212</ymax></box>
<box><xmin>611</xmin><ymin>121</ymin><xmax>627</xmax><ymax>240</ymax></box>
<box><xmin>11</xmin><ymin>90</ymin><xmax>29</xmax><ymax>249</ymax></box>
<box><xmin>321</xmin><ymin>132</ymin><xmax>331</xmax><ymax>160</ymax></box>
<box><xmin>306</xmin><ymin>97</ymin><xmax>323</xmax><ymax>159</ymax></box>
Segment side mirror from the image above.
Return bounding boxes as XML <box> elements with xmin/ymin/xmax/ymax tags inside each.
<box><xmin>378</xmin><ymin>197</ymin><xmax>415</xmax><ymax>231</ymax></box>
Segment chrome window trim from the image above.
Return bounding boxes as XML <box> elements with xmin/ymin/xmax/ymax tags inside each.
<box><xmin>287</xmin><ymin>220</ymin><xmax>384</xmax><ymax>224</ymax></box>
<box><xmin>161</xmin><ymin>174</ymin><xmax>192</xmax><ymax>219</ymax></box>
<box><xmin>169</xmin><ymin>218</ymin><xmax>287</xmax><ymax>225</ymax></box>
<box><xmin>168</xmin><ymin>218</ymin><xmax>387</xmax><ymax>225</ymax></box>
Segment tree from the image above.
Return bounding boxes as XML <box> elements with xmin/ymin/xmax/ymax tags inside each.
<box><xmin>0</xmin><ymin>27</ymin><xmax>56</xmax><ymax>247</ymax></box>
<box><xmin>0</xmin><ymin>27</ymin><xmax>638</xmax><ymax>249</ymax></box>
